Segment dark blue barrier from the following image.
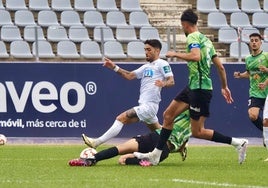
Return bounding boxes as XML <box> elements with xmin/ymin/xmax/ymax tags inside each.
<box><xmin>0</xmin><ymin>63</ymin><xmax>262</xmax><ymax>137</ymax></box>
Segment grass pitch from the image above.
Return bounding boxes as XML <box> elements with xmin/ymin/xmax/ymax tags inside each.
<box><xmin>0</xmin><ymin>145</ymin><xmax>268</xmax><ymax>188</ymax></box>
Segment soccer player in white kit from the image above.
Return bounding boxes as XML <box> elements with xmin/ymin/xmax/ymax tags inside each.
<box><xmin>82</xmin><ymin>39</ymin><xmax>175</xmax><ymax>148</ymax></box>
<box><xmin>258</xmin><ymin>65</ymin><xmax>268</xmax><ymax>161</ymax></box>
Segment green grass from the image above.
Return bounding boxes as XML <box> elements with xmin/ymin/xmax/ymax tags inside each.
<box><xmin>0</xmin><ymin>145</ymin><xmax>268</xmax><ymax>188</ymax></box>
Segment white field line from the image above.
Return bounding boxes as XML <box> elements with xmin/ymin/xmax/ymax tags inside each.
<box><xmin>170</xmin><ymin>178</ymin><xmax>268</xmax><ymax>188</ymax></box>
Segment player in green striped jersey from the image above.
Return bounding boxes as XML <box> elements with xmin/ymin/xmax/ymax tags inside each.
<box><xmin>134</xmin><ymin>8</ymin><xmax>248</xmax><ymax>165</ymax></box>
<box><xmin>234</xmin><ymin>33</ymin><xmax>268</xmax><ymax>132</ymax></box>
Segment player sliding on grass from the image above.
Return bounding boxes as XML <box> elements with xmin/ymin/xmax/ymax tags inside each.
<box><xmin>81</xmin><ymin>39</ymin><xmax>174</xmax><ymax>148</ymax></box>
<box><xmin>69</xmin><ymin>110</ymin><xmax>191</xmax><ymax>166</ymax></box>
<box><xmin>134</xmin><ymin>9</ymin><xmax>248</xmax><ymax>165</ymax></box>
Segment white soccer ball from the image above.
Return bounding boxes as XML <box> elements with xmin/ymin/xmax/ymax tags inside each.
<box><xmin>0</xmin><ymin>134</ymin><xmax>7</xmax><ymax>145</ymax></box>
<box><xmin>80</xmin><ymin>147</ymin><xmax>97</xmax><ymax>159</ymax></box>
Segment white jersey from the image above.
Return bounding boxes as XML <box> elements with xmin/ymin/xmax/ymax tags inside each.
<box><xmin>133</xmin><ymin>58</ymin><xmax>173</xmax><ymax>104</ymax></box>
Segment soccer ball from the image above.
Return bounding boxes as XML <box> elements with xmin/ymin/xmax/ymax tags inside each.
<box><xmin>0</xmin><ymin>134</ymin><xmax>7</xmax><ymax>145</ymax></box>
<box><xmin>80</xmin><ymin>147</ymin><xmax>97</xmax><ymax>159</ymax></box>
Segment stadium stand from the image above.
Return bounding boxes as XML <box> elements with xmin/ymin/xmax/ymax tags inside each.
<box><xmin>121</xmin><ymin>0</ymin><xmax>143</xmax><ymax>12</ymax></box>
<box><xmin>116</xmin><ymin>25</ymin><xmax>138</xmax><ymax>43</ymax></box>
<box><xmin>0</xmin><ymin>41</ymin><xmax>9</xmax><ymax>58</ymax></box>
<box><xmin>14</xmin><ymin>10</ymin><xmax>36</xmax><ymax>27</ymax></box>
<box><xmin>241</xmin><ymin>27</ymin><xmax>261</xmax><ymax>43</ymax></box>
<box><xmin>219</xmin><ymin>0</ymin><xmax>241</xmax><ymax>13</ymax></box>
<box><xmin>1</xmin><ymin>25</ymin><xmax>23</xmax><ymax>42</ymax></box>
<box><xmin>0</xmin><ymin>10</ymin><xmax>14</xmax><ymax>26</ymax></box>
<box><xmin>80</xmin><ymin>41</ymin><xmax>102</xmax><ymax>59</ymax></box>
<box><xmin>47</xmin><ymin>26</ymin><xmax>69</xmax><ymax>42</ymax></box>
<box><xmin>51</xmin><ymin>0</ymin><xmax>73</xmax><ymax>11</ymax></box>
<box><xmin>229</xmin><ymin>41</ymin><xmax>250</xmax><ymax>59</ymax></box>
<box><xmin>264</xmin><ymin>0</ymin><xmax>268</xmax><ymax>12</ymax></box>
<box><xmin>196</xmin><ymin>0</ymin><xmax>218</xmax><ymax>13</ymax></box>
<box><xmin>103</xmin><ymin>41</ymin><xmax>127</xmax><ymax>59</ymax></box>
<box><xmin>241</xmin><ymin>0</ymin><xmax>263</xmax><ymax>13</ymax></box>
<box><xmin>230</xmin><ymin>12</ymin><xmax>252</xmax><ymax>28</ymax></box>
<box><xmin>252</xmin><ymin>12</ymin><xmax>268</xmax><ymax>28</ymax></box>
<box><xmin>29</xmin><ymin>0</ymin><xmax>51</xmax><ymax>11</ymax></box>
<box><xmin>32</xmin><ymin>40</ymin><xmax>55</xmax><ymax>58</ymax></box>
<box><xmin>139</xmin><ymin>26</ymin><xmax>161</xmax><ymax>41</ymax></box>
<box><xmin>96</xmin><ymin>0</ymin><xmax>118</xmax><ymax>12</ymax></box>
<box><xmin>24</xmin><ymin>25</ymin><xmax>46</xmax><ymax>42</ymax></box>
<box><xmin>218</xmin><ymin>27</ymin><xmax>238</xmax><ymax>44</ymax></box>
<box><xmin>0</xmin><ymin>0</ymin><xmax>4</xmax><ymax>10</ymax></box>
<box><xmin>6</xmin><ymin>0</ymin><xmax>27</xmax><ymax>10</ymax></box>
<box><xmin>10</xmin><ymin>41</ymin><xmax>33</xmax><ymax>58</ymax></box>
<box><xmin>74</xmin><ymin>0</ymin><xmax>96</xmax><ymax>11</ymax></box>
<box><xmin>261</xmin><ymin>42</ymin><xmax>268</xmax><ymax>51</ymax></box>
<box><xmin>57</xmin><ymin>40</ymin><xmax>80</xmax><ymax>59</ymax></box>
<box><xmin>83</xmin><ymin>10</ymin><xmax>105</xmax><ymax>28</ymax></box>
<box><xmin>127</xmin><ymin>41</ymin><xmax>146</xmax><ymax>59</ymax></box>
<box><xmin>129</xmin><ymin>11</ymin><xmax>152</xmax><ymax>28</ymax></box>
<box><xmin>68</xmin><ymin>26</ymin><xmax>91</xmax><ymax>43</ymax></box>
<box><xmin>93</xmin><ymin>26</ymin><xmax>116</xmax><ymax>42</ymax></box>
<box><xmin>207</xmin><ymin>12</ymin><xmax>229</xmax><ymax>29</ymax></box>
<box><xmin>106</xmin><ymin>11</ymin><xmax>128</xmax><ymax>28</ymax></box>
<box><xmin>38</xmin><ymin>10</ymin><xmax>60</xmax><ymax>27</ymax></box>
<box><xmin>60</xmin><ymin>10</ymin><xmax>83</xmax><ymax>27</ymax></box>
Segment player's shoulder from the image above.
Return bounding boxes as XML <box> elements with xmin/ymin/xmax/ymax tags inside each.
<box><xmin>262</xmin><ymin>51</ymin><xmax>268</xmax><ymax>57</ymax></box>
<box><xmin>155</xmin><ymin>58</ymin><xmax>169</xmax><ymax>65</ymax></box>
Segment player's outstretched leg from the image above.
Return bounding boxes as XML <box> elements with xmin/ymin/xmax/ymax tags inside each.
<box><xmin>82</xmin><ymin>133</ymin><xmax>97</xmax><ymax>148</ymax></box>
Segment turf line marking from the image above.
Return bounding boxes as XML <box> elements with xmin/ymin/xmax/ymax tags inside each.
<box><xmin>171</xmin><ymin>179</ymin><xmax>268</xmax><ymax>188</ymax></box>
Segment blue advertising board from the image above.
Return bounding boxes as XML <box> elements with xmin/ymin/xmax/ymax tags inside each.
<box><xmin>0</xmin><ymin>62</ymin><xmax>262</xmax><ymax>137</ymax></box>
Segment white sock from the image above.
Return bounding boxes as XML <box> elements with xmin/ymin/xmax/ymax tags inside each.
<box><xmin>152</xmin><ymin>148</ymin><xmax>162</xmax><ymax>156</ymax></box>
<box><xmin>95</xmin><ymin>120</ymin><xmax>124</xmax><ymax>146</ymax></box>
<box><xmin>231</xmin><ymin>137</ymin><xmax>243</xmax><ymax>147</ymax></box>
<box><xmin>263</xmin><ymin>127</ymin><xmax>268</xmax><ymax>149</ymax></box>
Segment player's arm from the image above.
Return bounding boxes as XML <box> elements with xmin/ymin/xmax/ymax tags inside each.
<box><xmin>103</xmin><ymin>57</ymin><xmax>136</xmax><ymax>80</ymax></box>
<box><xmin>166</xmin><ymin>48</ymin><xmax>200</xmax><ymax>62</ymax></box>
<box><xmin>155</xmin><ymin>76</ymin><xmax>175</xmax><ymax>88</ymax></box>
<box><xmin>212</xmin><ymin>56</ymin><xmax>234</xmax><ymax>104</ymax></box>
<box><xmin>259</xmin><ymin>65</ymin><xmax>268</xmax><ymax>73</ymax></box>
<box><xmin>233</xmin><ymin>71</ymin><xmax>249</xmax><ymax>78</ymax></box>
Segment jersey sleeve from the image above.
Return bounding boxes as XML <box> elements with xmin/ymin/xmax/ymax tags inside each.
<box><xmin>187</xmin><ymin>33</ymin><xmax>200</xmax><ymax>51</ymax></box>
<box><xmin>133</xmin><ymin>64</ymin><xmax>146</xmax><ymax>79</ymax></box>
<box><xmin>158</xmin><ymin>60</ymin><xmax>173</xmax><ymax>77</ymax></box>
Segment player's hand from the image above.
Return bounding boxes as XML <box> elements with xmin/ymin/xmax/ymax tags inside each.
<box><xmin>166</xmin><ymin>51</ymin><xmax>177</xmax><ymax>58</ymax></box>
<box><xmin>103</xmin><ymin>57</ymin><xmax>115</xmax><ymax>70</ymax></box>
<box><xmin>233</xmin><ymin>71</ymin><xmax>240</xmax><ymax>78</ymax></box>
<box><xmin>259</xmin><ymin>82</ymin><xmax>267</xmax><ymax>90</ymax></box>
<box><xmin>259</xmin><ymin>65</ymin><xmax>268</xmax><ymax>73</ymax></box>
<box><xmin>221</xmin><ymin>87</ymin><xmax>234</xmax><ymax>104</ymax></box>
<box><xmin>155</xmin><ymin>80</ymin><xmax>166</xmax><ymax>87</ymax></box>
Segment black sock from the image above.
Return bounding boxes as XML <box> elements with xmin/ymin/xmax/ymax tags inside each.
<box><xmin>94</xmin><ymin>147</ymin><xmax>119</xmax><ymax>162</ymax></box>
<box><xmin>156</xmin><ymin>128</ymin><xmax>172</xmax><ymax>150</ymax></box>
<box><xmin>125</xmin><ymin>157</ymin><xmax>140</xmax><ymax>165</ymax></box>
<box><xmin>211</xmin><ymin>131</ymin><xmax>232</xmax><ymax>144</ymax></box>
<box><xmin>251</xmin><ymin>116</ymin><xmax>263</xmax><ymax>131</ymax></box>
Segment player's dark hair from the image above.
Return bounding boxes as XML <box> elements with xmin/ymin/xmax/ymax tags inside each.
<box><xmin>249</xmin><ymin>33</ymin><xmax>263</xmax><ymax>40</ymax></box>
<box><xmin>144</xmin><ymin>39</ymin><xmax>162</xmax><ymax>50</ymax></box>
<box><xmin>180</xmin><ymin>9</ymin><xmax>198</xmax><ymax>25</ymax></box>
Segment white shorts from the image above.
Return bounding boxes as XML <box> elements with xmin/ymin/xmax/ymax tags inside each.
<box><xmin>133</xmin><ymin>103</ymin><xmax>159</xmax><ymax>124</ymax></box>
<box><xmin>263</xmin><ymin>96</ymin><xmax>268</xmax><ymax>120</ymax></box>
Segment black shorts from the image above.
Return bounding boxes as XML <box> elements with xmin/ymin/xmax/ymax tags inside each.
<box><xmin>174</xmin><ymin>86</ymin><xmax>212</xmax><ymax>120</ymax></box>
<box><xmin>134</xmin><ymin>132</ymin><xmax>169</xmax><ymax>162</ymax></box>
<box><xmin>248</xmin><ymin>97</ymin><xmax>265</xmax><ymax>110</ymax></box>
